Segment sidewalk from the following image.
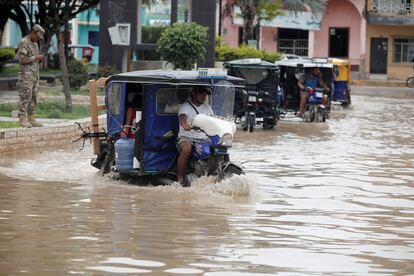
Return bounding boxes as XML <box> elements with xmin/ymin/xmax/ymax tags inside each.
<box><xmin>350</xmin><ymin>79</ymin><xmax>406</xmax><ymax>87</ymax></box>
<box><xmin>350</xmin><ymin>85</ymin><xmax>414</xmax><ymax>99</ymax></box>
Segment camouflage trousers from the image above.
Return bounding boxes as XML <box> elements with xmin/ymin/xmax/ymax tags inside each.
<box><xmin>18</xmin><ymin>72</ymin><xmax>40</xmax><ymax>117</ymax></box>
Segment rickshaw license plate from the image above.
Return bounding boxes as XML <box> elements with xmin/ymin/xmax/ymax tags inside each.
<box><xmin>315</xmin><ymin>92</ymin><xmax>323</xmax><ymax>98</ymax></box>
<box><xmin>249</xmin><ymin>96</ymin><xmax>257</xmax><ymax>102</ymax></box>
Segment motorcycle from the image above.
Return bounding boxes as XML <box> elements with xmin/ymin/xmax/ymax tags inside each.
<box><xmin>275</xmin><ymin>58</ymin><xmax>335</xmax><ymax>122</ymax></box>
<box><xmin>224</xmin><ymin>58</ymin><xmax>280</xmax><ymax>132</ymax></box>
<box><xmin>303</xmin><ymin>87</ymin><xmax>327</xmax><ymax>122</ymax></box>
<box><xmin>77</xmin><ymin>68</ymin><xmax>245</xmax><ymax>186</ymax></box>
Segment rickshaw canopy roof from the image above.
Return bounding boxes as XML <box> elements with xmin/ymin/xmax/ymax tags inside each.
<box><xmin>275</xmin><ymin>58</ymin><xmax>334</xmax><ymax>69</ymax></box>
<box><xmin>224</xmin><ymin>58</ymin><xmax>278</xmax><ymax>69</ymax></box>
<box><xmin>106</xmin><ymin>69</ymin><xmax>245</xmax><ymax>87</ymax></box>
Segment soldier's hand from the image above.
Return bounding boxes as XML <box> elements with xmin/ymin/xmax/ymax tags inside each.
<box><xmin>35</xmin><ymin>55</ymin><xmax>45</xmax><ymax>61</ymax></box>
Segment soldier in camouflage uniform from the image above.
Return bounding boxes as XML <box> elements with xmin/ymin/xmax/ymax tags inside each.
<box><xmin>16</xmin><ymin>24</ymin><xmax>45</xmax><ymax>128</ymax></box>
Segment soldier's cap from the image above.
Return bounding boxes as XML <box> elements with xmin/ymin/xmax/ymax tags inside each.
<box><xmin>32</xmin><ymin>24</ymin><xmax>45</xmax><ymax>40</ymax></box>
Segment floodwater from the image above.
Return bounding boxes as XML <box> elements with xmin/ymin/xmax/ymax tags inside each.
<box><xmin>0</xmin><ymin>95</ymin><xmax>413</xmax><ymax>275</ymax></box>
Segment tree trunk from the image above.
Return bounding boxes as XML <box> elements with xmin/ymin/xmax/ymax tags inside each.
<box><xmin>242</xmin><ymin>11</ymin><xmax>255</xmax><ymax>44</ymax></box>
<box><xmin>57</xmin><ymin>34</ymin><xmax>72</xmax><ymax>112</ymax></box>
<box><xmin>239</xmin><ymin>1</ymin><xmax>258</xmax><ymax>44</ymax></box>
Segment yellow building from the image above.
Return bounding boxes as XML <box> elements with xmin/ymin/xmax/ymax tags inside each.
<box><xmin>366</xmin><ymin>0</ymin><xmax>414</xmax><ymax>80</ymax></box>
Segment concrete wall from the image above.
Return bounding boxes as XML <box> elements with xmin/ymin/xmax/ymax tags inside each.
<box><xmin>222</xmin><ymin>15</ymin><xmax>239</xmax><ymax>47</ymax></box>
<box><xmin>313</xmin><ymin>0</ymin><xmax>364</xmax><ymax>65</ymax></box>
<box><xmin>366</xmin><ymin>25</ymin><xmax>414</xmax><ymax>80</ymax></box>
<box><xmin>0</xmin><ymin>117</ymin><xmax>106</xmax><ymax>154</ymax></box>
<box><xmin>261</xmin><ymin>27</ymin><xmax>278</xmax><ymax>52</ymax></box>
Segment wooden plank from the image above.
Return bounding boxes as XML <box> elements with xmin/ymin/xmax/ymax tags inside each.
<box><xmin>97</xmin><ymin>105</ymin><xmax>106</xmax><ymax>111</ymax></box>
<box><xmin>96</xmin><ymin>77</ymin><xmax>108</xmax><ymax>88</ymax></box>
<box><xmin>88</xmin><ymin>79</ymin><xmax>100</xmax><ymax>155</ymax></box>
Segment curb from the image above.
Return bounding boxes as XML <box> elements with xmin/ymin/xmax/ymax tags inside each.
<box><xmin>350</xmin><ymin>79</ymin><xmax>406</xmax><ymax>87</ymax></box>
<box><xmin>0</xmin><ymin>115</ymin><xmax>106</xmax><ymax>154</ymax></box>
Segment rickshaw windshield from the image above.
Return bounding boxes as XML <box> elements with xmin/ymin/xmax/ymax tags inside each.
<box><xmin>211</xmin><ymin>80</ymin><xmax>235</xmax><ymax>120</ymax></box>
<box><xmin>237</xmin><ymin>68</ymin><xmax>269</xmax><ymax>85</ymax></box>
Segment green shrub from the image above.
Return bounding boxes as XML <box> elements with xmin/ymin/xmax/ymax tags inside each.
<box><xmin>0</xmin><ymin>48</ymin><xmax>16</xmax><ymax>72</ymax></box>
<box><xmin>261</xmin><ymin>51</ymin><xmax>282</xmax><ymax>63</ymax></box>
<box><xmin>157</xmin><ymin>22</ymin><xmax>208</xmax><ymax>70</ymax></box>
<box><xmin>0</xmin><ymin>121</ymin><xmax>20</xmax><ymax>129</ymax></box>
<box><xmin>97</xmin><ymin>65</ymin><xmax>119</xmax><ymax>78</ymax></box>
<box><xmin>216</xmin><ymin>44</ymin><xmax>282</xmax><ymax>63</ymax></box>
<box><xmin>47</xmin><ymin>52</ymin><xmax>60</xmax><ymax>69</ymax></box>
<box><xmin>142</xmin><ymin>26</ymin><xmax>167</xmax><ymax>44</ymax></box>
<box><xmin>216</xmin><ymin>35</ymin><xmax>224</xmax><ymax>47</ymax></box>
<box><xmin>68</xmin><ymin>59</ymin><xmax>88</xmax><ymax>90</ymax></box>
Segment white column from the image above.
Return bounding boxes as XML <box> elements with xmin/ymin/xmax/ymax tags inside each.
<box><xmin>71</xmin><ymin>18</ymin><xmax>79</xmax><ymax>58</ymax></box>
<box><xmin>360</xmin><ymin>15</ymin><xmax>367</xmax><ymax>79</ymax></box>
<box><xmin>308</xmin><ymin>30</ymin><xmax>315</xmax><ymax>58</ymax></box>
<box><xmin>4</xmin><ymin>20</ymin><xmax>11</xmax><ymax>46</ymax></box>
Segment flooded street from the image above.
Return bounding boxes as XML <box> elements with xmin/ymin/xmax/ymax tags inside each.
<box><xmin>0</xmin><ymin>94</ymin><xmax>413</xmax><ymax>275</ymax></box>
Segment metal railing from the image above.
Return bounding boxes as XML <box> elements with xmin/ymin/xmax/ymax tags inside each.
<box><xmin>278</xmin><ymin>39</ymin><xmax>308</xmax><ymax>57</ymax></box>
<box><xmin>368</xmin><ymin>0</ymin><xmax>414</xmax><ymax>16</ymax></box>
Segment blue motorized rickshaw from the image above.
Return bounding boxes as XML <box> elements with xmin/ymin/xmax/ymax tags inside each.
<box><xmin>223</xmin><ymin>58</ymin><xmax>280</xmax><ymax>132</ymax></box>
<box><xmin>78</xmin><ymin>69</ymin><xmax>245</xmax><ymax>186</ymax></box>
<box><xmin>330</xmin><ymin>58</ymin><xmax>351</xmax><ymax>107</ymax></box>
<box><xmin>275</xmin><ymin>58</ymin><xmax>335</xmax><ymax>122</ymax></box>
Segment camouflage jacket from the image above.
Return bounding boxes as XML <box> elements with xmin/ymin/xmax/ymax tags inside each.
<box><xmin>17</xmin><ymin>36</ymin><xmax>40</xmax><ymax>76</ymax></box>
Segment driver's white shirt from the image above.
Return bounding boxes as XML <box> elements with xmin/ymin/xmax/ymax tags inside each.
<box><xmin>178</xmin><ymin>100</ymin><xmax>213</xmax><ymax>140</ymax></box>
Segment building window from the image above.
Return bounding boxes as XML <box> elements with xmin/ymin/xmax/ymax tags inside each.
<box><xmin>394</xmin><ymin>38</ymin><xmax>414</xmax><ymax>63</ymax></box>
<box><xmin>88</xmin><ymin>31</ymin><xmax>99</xmax><ymax>46</ymax></box>
<box><xmin>277</xmin><ymin>28</ymin><xmax>308</xmax><ymax>57</ymax></box>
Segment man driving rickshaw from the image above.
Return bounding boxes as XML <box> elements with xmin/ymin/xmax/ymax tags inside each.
<box><xmin>275</xmin><ymin>58</ymin><xmax>334</xmax><ymax>122</ymax></box>
<box><xmin>297</xmin><ymin>67</ymin><xmax>330</xmax><ymax>118</ymax></box>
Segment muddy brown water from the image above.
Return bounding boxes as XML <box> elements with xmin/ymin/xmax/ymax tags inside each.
<box><xmin>0</xmin><ymin>95</ymin><xmax>413</xmax><ymax>275</ymax></box>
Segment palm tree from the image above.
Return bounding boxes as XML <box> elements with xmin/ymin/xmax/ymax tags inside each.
<box><xmin>229</xmin><ymin>0</ymin><xmax>328</xmax><ymax>45</ymax></box>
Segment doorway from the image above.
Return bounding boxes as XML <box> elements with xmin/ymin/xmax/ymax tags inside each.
<box><xmin>329</xmin><ymin>28</ymin><xmax>349</xmax><ymax>58</ymax></box>
<box><xmin>370</xmin><ymin>37</ymin><xmax>388</xmax><ymax>74</ymax></box>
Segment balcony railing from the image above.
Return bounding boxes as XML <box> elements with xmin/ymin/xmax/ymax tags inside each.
<box><xmin>368</xmin><ymin>0</ymin><xmax>414</xmax><ymax>16</ymax></box>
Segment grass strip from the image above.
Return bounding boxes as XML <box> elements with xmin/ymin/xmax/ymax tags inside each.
<box><xmin>0</xmin><ymin>121</ymin><xmax>20</xmax><ymax>129</ymax></box>
<box><xmin>0</xmin><ymin>102</ymin><xmax>104</xmax><ymax>119</ymax></box>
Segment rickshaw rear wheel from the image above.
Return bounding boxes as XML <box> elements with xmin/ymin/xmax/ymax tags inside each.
<box><xmin>249</xmin><ymin>114</ymin><xmax>255</xmax><ymax>132</ymax></box>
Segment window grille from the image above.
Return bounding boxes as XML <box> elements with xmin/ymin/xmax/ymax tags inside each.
<box><xmin>393</xmin><ymin>38</ymin><xmax>414</xmax><ymax>63</ymax></box>
<box><xmin>278</xmin><ymin>39</ymin><xmax>308</xmax><ymax>57</ymax></box>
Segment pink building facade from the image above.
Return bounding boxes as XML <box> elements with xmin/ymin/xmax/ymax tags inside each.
<box><xmin>221</xmin><ymin>0</ymin><xmax>366</xmax><ymax>75</ymax></box>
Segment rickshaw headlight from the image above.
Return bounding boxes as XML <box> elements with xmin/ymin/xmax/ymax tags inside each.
<box><xmin>219</xmin><ymin>133</ymin><xmax>233</xmax><ymax>147</ymax></box>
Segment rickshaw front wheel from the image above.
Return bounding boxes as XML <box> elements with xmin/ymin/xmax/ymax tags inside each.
<box><xmin>224</xmin><ymin>165</ymin><xmax>244</xmax><ymax>179</ymax></box>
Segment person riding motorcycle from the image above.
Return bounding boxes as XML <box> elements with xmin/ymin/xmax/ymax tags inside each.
<box><xmin>177</xmin><ymin>86</ymin><xmax>213</xmax><ymax>184</ymax></box>
<box><xmin>297</xmin><ymin>68</ymin><xmax>330</xmax><ymax>117</ymax></box>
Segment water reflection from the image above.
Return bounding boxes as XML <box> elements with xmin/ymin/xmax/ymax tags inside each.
<box><xmin>0</xmin><ymin>95</ymin><xmax>413</xmax><ymax>274</ymax></box>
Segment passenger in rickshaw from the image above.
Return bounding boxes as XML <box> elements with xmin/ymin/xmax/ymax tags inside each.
<box><xmin>121</xmin><ymin>87</ymin><xmax>143</xmax><ymax>138</ymax></box>
<box><xmin>297</xmin><ymin>67</ymin><xmax>330</xmax><ymax>117</ymax></box>
<box><xmin>177</xmin><ymin>86</ymin><xmax>213</xmax><ymax>183</ymax></box>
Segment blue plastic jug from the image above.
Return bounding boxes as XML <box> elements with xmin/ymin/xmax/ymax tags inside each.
<box><xmin>115</xmin><ymin>138</ymin><xmax>135</xmax><ymax>172</ymax></box>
